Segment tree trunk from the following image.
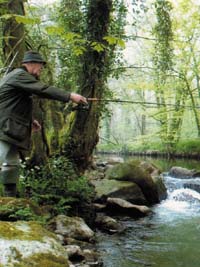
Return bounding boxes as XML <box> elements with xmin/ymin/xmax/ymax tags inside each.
<box><xmin>63</xmin><ymin>0</ymin><xmax>112</xmax><ymax>171</ymax></box>
<box><xmin>1</xmin><ymin>0</ymin><xmax>26</xmax><ymax>67</ymax></box>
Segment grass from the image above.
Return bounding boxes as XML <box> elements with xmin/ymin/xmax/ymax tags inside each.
<box><xmin>97</xmin><ymin>138</ymin><xmax>200</xmax><ymax>155</ymax></box>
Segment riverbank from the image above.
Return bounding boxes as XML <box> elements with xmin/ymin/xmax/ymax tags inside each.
<box><xmin>97</xmin><ymin>138</ymin><xmax>200</xmax><ymax>159</ymax></box>
<box><xmin>97</xmin><ymin>150</ymin><xmax>200</xmax><ymax>159</ymax></box>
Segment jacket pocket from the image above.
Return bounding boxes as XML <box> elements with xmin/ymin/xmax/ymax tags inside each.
<box><xmin>3</xmin><ymin>116</ymin><xmax>30</xmax><ymax>141</ymax></box>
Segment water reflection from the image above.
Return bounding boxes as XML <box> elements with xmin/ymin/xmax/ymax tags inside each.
<box><xmin>97</xmin><ymin>153</ymin><xmax>200</xmax><ymax>172</ymax></box>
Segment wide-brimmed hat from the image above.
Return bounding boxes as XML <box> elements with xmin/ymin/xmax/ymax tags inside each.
<box><xmin>22</xmin><ymin>51</ymin><xmax>46</xmax><ymax>65</ymax></box>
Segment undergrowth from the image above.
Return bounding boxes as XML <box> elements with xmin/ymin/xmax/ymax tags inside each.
<box><xmin>19</xmin><ymin>156</ymin><xmax>94</xmax><ymax>217</ymax></box>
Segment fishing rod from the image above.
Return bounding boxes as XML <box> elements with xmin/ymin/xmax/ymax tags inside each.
<box><xmin>86</xmin><ymin>98</ymin><xmax>200</xmax><ymax>109</ymax></box>
<box><xmin>69</xmin><ymin>97</ymin><xmax>200</xmax><ymax>111</ymax></box>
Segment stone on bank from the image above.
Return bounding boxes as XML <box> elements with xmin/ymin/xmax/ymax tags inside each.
<box><xmin>0</xmin><ymin>220</ymin><xmax>69</xmax><ymax>267</ymax></box>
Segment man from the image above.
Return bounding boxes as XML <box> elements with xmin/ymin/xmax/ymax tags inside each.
<box><xmin>0</xmin><ymin>50</ymin><xmax>87</xmax><ymax>197</ymax></box>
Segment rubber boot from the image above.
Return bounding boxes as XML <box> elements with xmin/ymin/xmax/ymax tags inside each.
<box><xmin>4</xmin><ymin>183</ymin><xmax>17</xmax><ymax>197</ymax></box>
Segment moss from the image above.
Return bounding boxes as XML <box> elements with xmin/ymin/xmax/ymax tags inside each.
<box><xmin>0</xmin><ymin>223</ymin><xmax>20</xmax><ymax>239</ymax></box>
<box><xmin>14</xmin><ymin>253</ymin><xmax>69</xmax><ymax>267</ymax></box>
<box><xmin>105</xmin><ymin>159</ymin><xmax>150</xmax><ymax>182</ymax></box>
<box><xmin>0</xmin><ymin>221</ymin><xmax>56</xmax><ymax>241</ymax></box>
<box><xmin>93</xmin><ymin>179</ymin><xmax>137</xmax><ymax>198</ymax></box>
<box><xmin>105</xmin><ymin>160</ymin><xmax>160</xmax><ymax>204</ymax></box>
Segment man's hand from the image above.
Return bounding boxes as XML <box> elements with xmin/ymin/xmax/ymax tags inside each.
<box><xmin>70</xmin><ymin>93</ymin><xmax>87</xmax><ymax>104</ymax></box>
<box><xmin>32</xmin><ymin>119</ymin><xmax>41</xmax><ymax>132</ymax></box>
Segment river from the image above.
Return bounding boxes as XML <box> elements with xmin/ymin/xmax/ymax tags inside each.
<box><xmin>96</xmin><ymin>156</ymin><xmax>200</xmax><ymax>267</ymax></box>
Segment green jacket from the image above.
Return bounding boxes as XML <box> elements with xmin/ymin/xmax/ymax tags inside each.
<box><xmin>0</xmin><ymin>67</ymin><xmax>70</xmax><ymax>150</ymax></box>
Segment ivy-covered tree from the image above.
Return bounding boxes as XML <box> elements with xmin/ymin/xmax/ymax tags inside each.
<box><xmin>152</xmin><ymin>0</ymin><xmax>179</xmax><ymax>154</ymax></box>
<box><xmin>62</xmin><ymin>0</ymin><xmax>126</xmax><ymax>171</ymax></box>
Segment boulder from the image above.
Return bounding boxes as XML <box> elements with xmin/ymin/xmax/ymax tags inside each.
<box><xmin>139</xmin><ymin>161</ymin><xmax>162</xmax><ymax>178</ymax></box>
<box><xmin>65</xmin><ymin>245</ymin><xmax>100</xmax><ymax>266</ymax></box>
<box><xmin>0</xmin><ymin>220</ymin><xmax>69</xmax><ymax>267</ymax></box>
<box><xmin>168</xmin><ymin>166</ymin><xmax>200</xmax><ymax>179</ymax></box>
<box><xmin>48</xmin><ymin>215</ymin><xmax>95</xmax><ymax>242</ymax></box>
<box><xmin>106</xmin><ymin>197</ymin><xmax>151</xmax><ymax>217</ymax></box>
<box><xmin>152</xmin><ymin>175</ymin><xmax>167</xmax><ymax>201</ymax></box>
<box><xmin>91</xmin><ymin>179</ymin><xmax>147</xmax><ymax>205</ymax></box>
<box><xmin>82</xmin><ymin>249</ymin><xmax>100</xmax><ymax>266</ymax></box>
<box><xmin>95</xmin><ymin>214</ymin><xmax>123</xmax><ymax>233</ymax></box>
<box><xmin>105</xmin><ymin>160</ymin><xmax>166</xmax><ymax>204</ymax></box>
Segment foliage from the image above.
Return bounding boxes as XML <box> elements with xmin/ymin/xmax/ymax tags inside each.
<box><xmin>0</xmin><ymin>14</ymin><xmax>40</xmax><ymax>24</ymax></box>
<box><xmin>19</xmin><ymin>156</ymin><xmax>94</xmax><ymax>216</ymax></box>
<box><xmin>153</xmin><ymin>0</ymin><xmax>173</xmax><ymax>73</ymax></box>
<box><xmin>176</xmin><ymin>139</ymin><xmax>200</xmax><ymax>154</ymax></box>
<box><xmin>0</xmin><ymin>205</ymin><xmax>44</xmax><ymax>222</ymax></box>
<box><xmin>53</xmin><ymin>0</ymin><xmax>127</xmax><ymax>91</ymax></box>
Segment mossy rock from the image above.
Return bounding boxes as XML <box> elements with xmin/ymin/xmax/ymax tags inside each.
<box><xmin>48</xmin><ymin>215</ymin><xmax>94</xmax><ymax>242</ymax></box>
<box><xmin>92</xmin><ymin>179</ymin><xmax>147</xmax><ymax>205</ymax></box>
<box><xmin>105</xmin><ymin>160</ymin><xmax>164</xmax><ymax>204</ymax></box>
<box><xmin>0</xmin><ymin>221</ymin><xmax>69</xmax><ymax>267</ymax></box>
<box><xmin>0</xmin><ymin>197</ymin><xmax>46</xmax><ymax>221</ymax></box>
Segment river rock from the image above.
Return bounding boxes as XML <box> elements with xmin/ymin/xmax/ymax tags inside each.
<box><xmin>82</xmin><ymin>249</ymin><xmax>100</xmax><ymax>266</ymax></box>
<box><xmin>0</xmin><ymin>220</ymin><xmax>69</xmax><ymax>266</ymax></box>
<box><xmin>95</xmin><ymin>214</ymin><xmax>123</xmax><ymax>233</ymax></box>
<box><xmin>63</xmin><ymin>237</ymin><xmax>90</xmax><ymax>248</ymax></box>
<box><xmin>168</xmin><ymin>166</ymin><xmax>200</xmax><ymax>178</ymax></box>
<box><xmin>48</xmin><ymin>215</ymin><xmax>95</xmax><ymax>242</ymax></box>
<box><xmin>106</xmin><ymin>197</ymin><xmax>151</xmax><ymax>217</ymax></box>
<box><xmin>152</xmin><ymin>175</ymin><xmax>167</xmax><ymax>201</ymax></box>
<box><xmin>65</xmin><ymin>245</ymin><xmax>100</xmax><ymax>266</ymax></box>
<box><xmin>92</xmin><ymin>178</ymin><xmax>147</xmax><ymax>205</ymax></box>
<box><xmin>105</xmin><ymin>159</ymin><xmax>166</xmax><ymax>204</ymax></box>
<box><xmin>139</xmin><ymin>161</ymin><xmax>161</xmax><ymax>177</ymax></box>
<box><xmin>65</xmin><ymin>245</ymin><xmax>84</xmax><ymax>261</ymax></box>
<box><xmin>184</xmin><ymin>181</ymin><xmax>200</xmax><ymax>193</ymax></box>
<box><xmin>93</xmin><ymin>203</ymin><xmax>107</xmax><ymax>211</ymax></box>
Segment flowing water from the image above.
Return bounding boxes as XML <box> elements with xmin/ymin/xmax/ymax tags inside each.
<box><xmin>96</xmin><ymin>157</ymin><xmax>200</xmax><ymax>267</ymax></box>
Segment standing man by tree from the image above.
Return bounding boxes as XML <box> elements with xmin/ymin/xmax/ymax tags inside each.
<box><xmin>0</xmin><ymin>50</ymin><xmax>87</xmax><ymax>197</ymax></box>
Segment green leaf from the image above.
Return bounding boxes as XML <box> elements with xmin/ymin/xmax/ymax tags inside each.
<box><xmin>45</xmin><ymin>25</ymin><xmax>65</xmax><ymax>35</ymax></box>
<box><xmin>117</xmin><ymin>39</ymin><xmax>126</xmax><ymax>48</ymax></box>
<box><xmin>91</xmin><ymin>42</ymin><xmax>105</xmax><ymax>52</ymax></box>
<box><xmin>103</xmin><ymin>35</ymin><xmax>125</xmax><ymax>48</ymax></box>
<box><xmin>14</xmin><ymin>15</ymin><xmax>40</xmax><ymax>24</ymax></box>
<box><xmin>104</xmin><ymin>35</ymin><xmax>117</xmax><ymax>45</ymax></box>
<box><xmin>72</xmin><ymin>46</ymin><xmax>86</xmax><ymax>56</ymax></box>
<box><xmin>65</xmin><ymin>32</ymin><xmax>82</xmax><ymax>41</ymax></box>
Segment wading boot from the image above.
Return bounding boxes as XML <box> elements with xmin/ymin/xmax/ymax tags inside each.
<box><xmin>0</xmin><ymin>164</ymin><xmax>19</xmax><ymax>197</ymax></box>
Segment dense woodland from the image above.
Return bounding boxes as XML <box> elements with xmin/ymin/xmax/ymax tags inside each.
<box><xmin>0</xmin><ymin>0</ymin><xmax>200</xmax><ymax>211</ymax></box>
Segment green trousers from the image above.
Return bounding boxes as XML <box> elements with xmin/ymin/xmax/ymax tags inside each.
<box><xmin>0</xmin><ymin>140</ymin><xmax>20</xmax><ymax>185</ymax></box>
